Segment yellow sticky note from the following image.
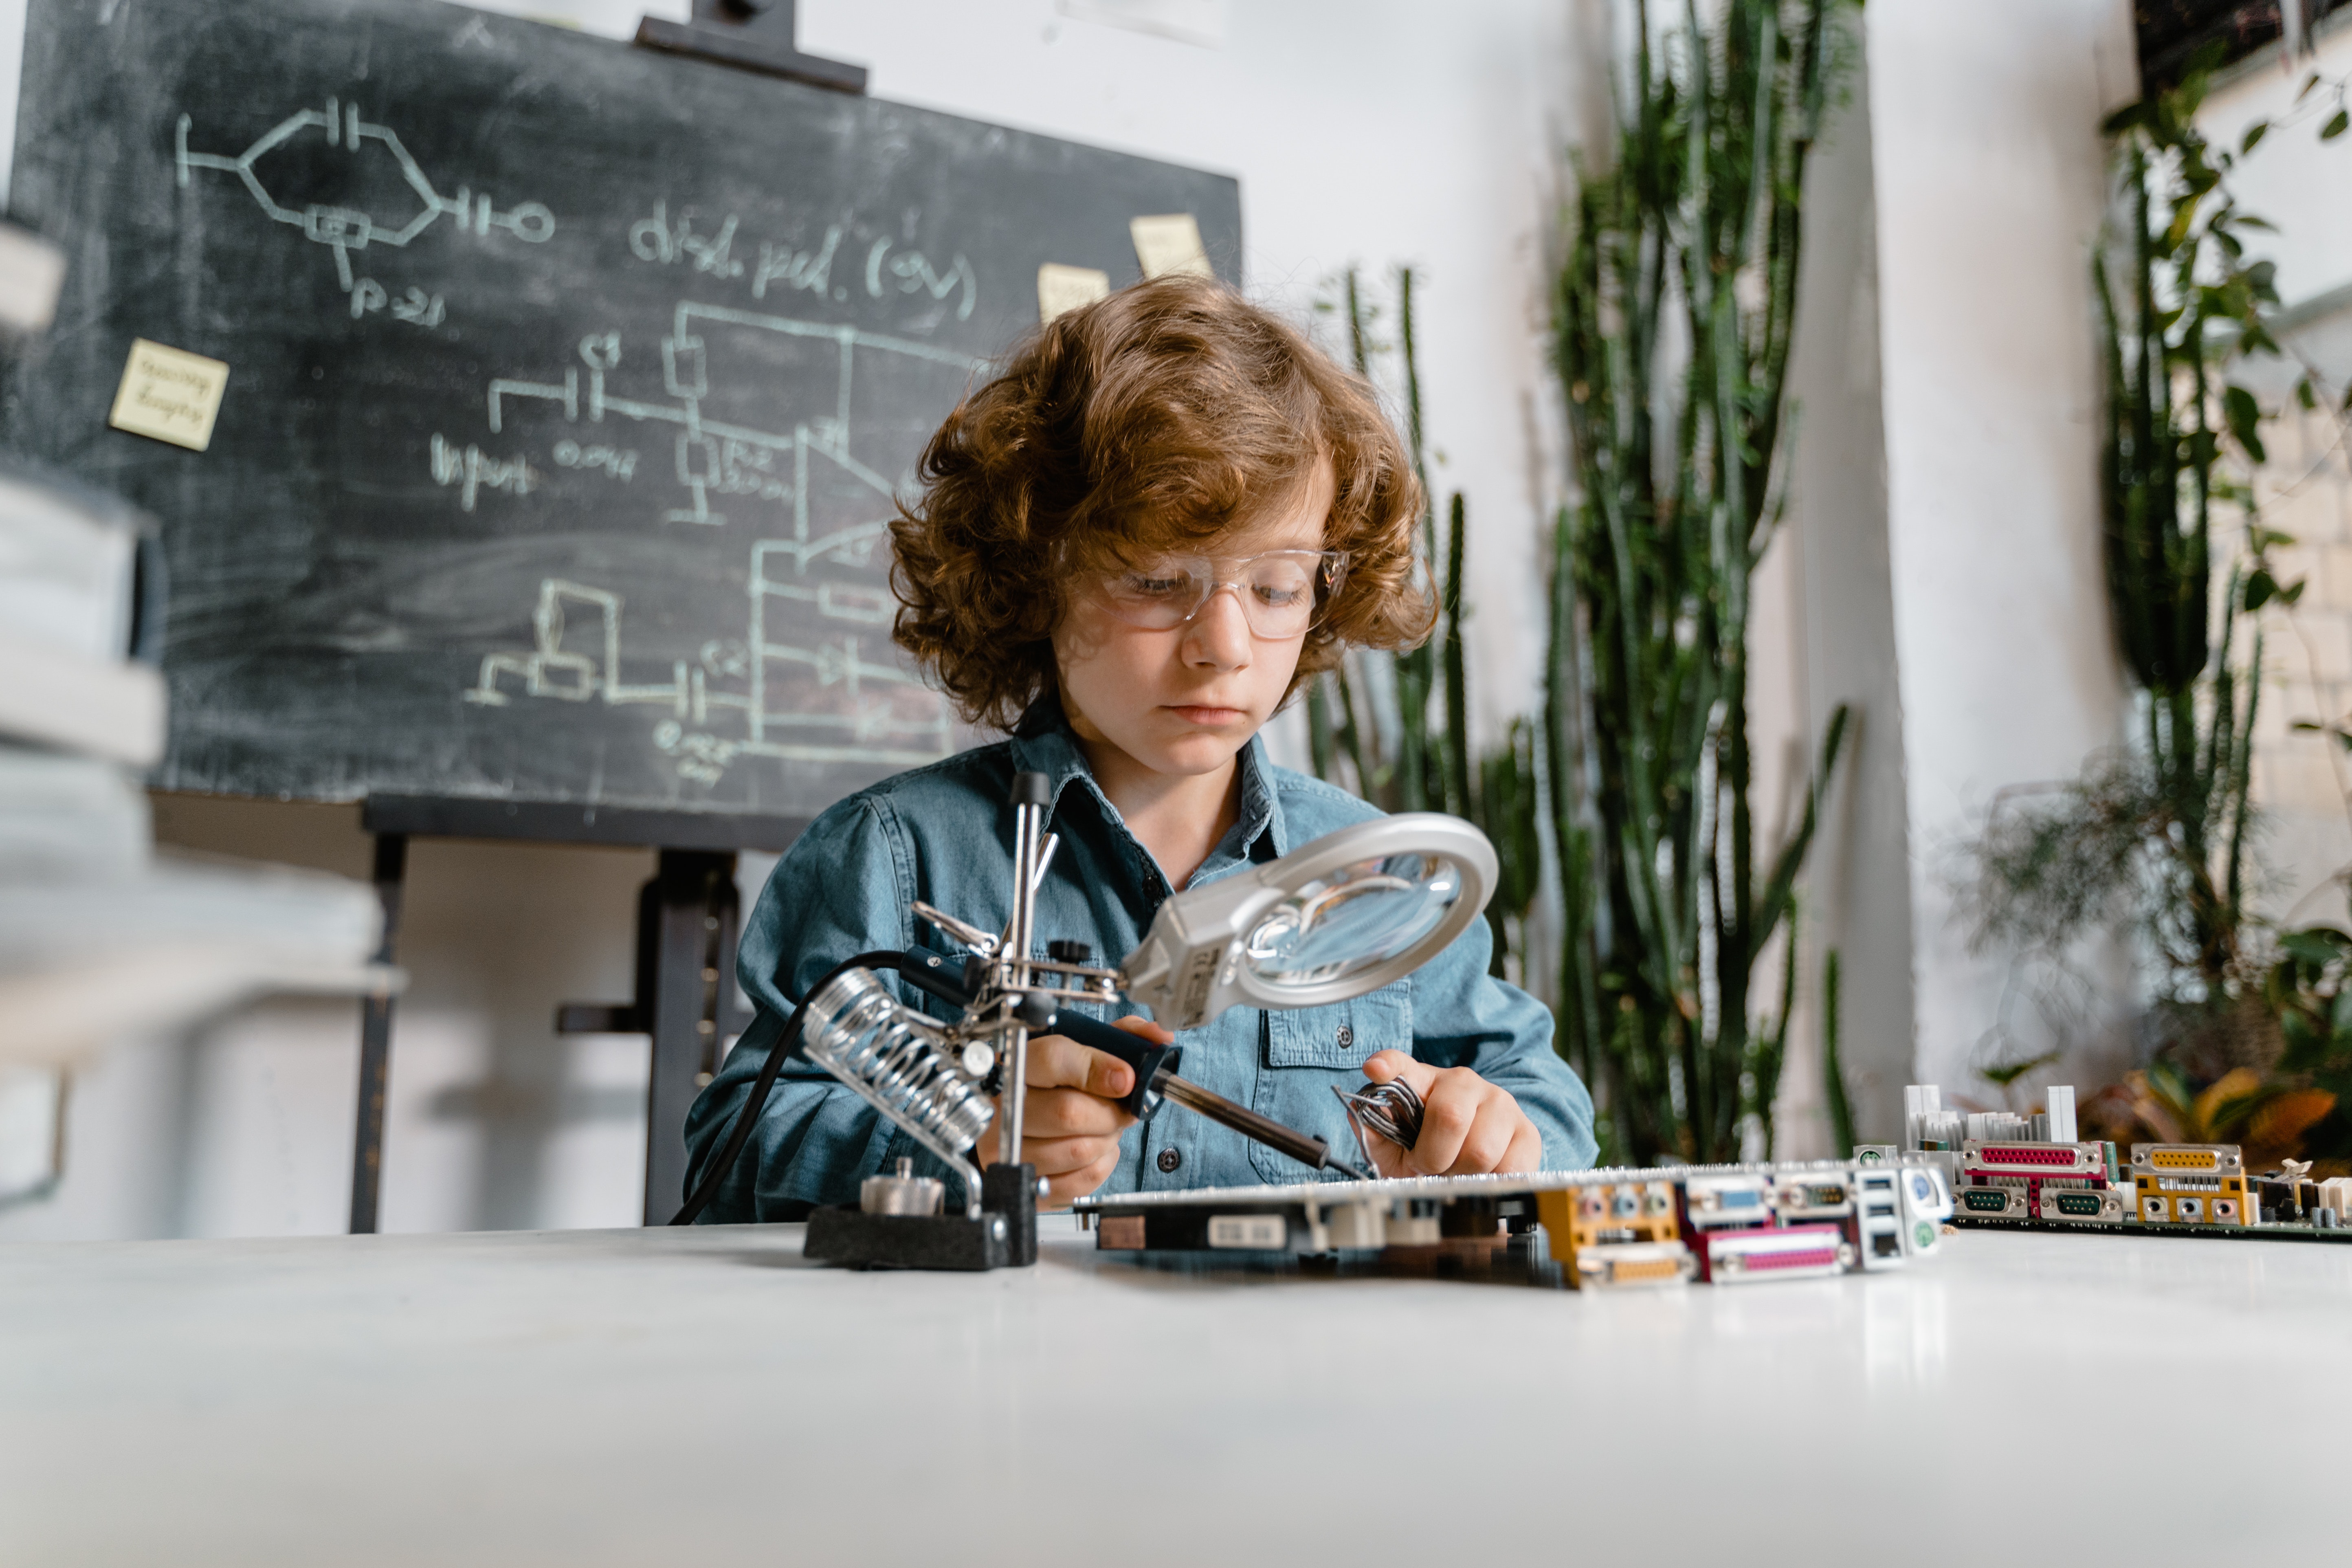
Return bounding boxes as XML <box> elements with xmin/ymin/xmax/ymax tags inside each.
<box><xmin>1130</xmin><ymin>214</ymin><xmax>1212</xmax><ymax>280</ymax></box>
<box><xmin>108</xmin><ymin>338</ymin><xmax>229</xmax><ymax>452</ymax></box>
<box><xmin>1038</xmin><ymin>263</ymin><xmax>1110</xmax><ymax>324</ymax></box>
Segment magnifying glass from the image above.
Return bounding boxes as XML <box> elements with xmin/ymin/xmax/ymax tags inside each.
<box><xmin>1027</xmin><ymin>813</ymin><xmax>1495</xmax><ymax>1179</ymax></box>
<box><xmin>1119</xmin><ymin>812</ymin><xmax>1497</xmax><ymax>1029</ymax></box>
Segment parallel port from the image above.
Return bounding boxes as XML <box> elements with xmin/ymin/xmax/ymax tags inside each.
<box><xmin>1965</xmin><ymin>1142</ymin><xmax>2093</xmax><ymax>1171</ymax></box>
<box><xmin>1707</xmin><ymin>1225</ymin><xmax>1852</xmax><ymax>1282</ymax></box>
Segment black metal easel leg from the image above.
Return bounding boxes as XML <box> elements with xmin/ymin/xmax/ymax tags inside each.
<box><xmin>349</xmin><ymin>832</ymin><xmax>409</xmax><ymax>1234</ymax></box>
<box><xmin>639</xmin><ymin>850</ymin><xmax>739</xmax><ymax>1225</ymax></box>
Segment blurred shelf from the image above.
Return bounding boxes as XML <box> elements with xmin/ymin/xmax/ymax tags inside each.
<box><xmin>0</xmin><ymin>949</ymin><xmax>401</xmax><ymax>1068</ymax></box>
<box><xmin>0</xmin><ymin>629</ymin><xmax>164</xmax><ymax>767</ymax></box>
<box><xmin>0</xmin><ymin>855</ymin><xmax>394</xmax><ymax>1066</ymax></box>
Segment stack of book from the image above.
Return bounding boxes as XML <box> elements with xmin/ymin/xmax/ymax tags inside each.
<box><xmin>0</xmin><ymin>224</ymin><xmax>385</xmax><ymax>1201</ymax></box>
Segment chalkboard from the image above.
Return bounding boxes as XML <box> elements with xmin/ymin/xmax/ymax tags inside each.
<box><xmin>4</xmin><ymin>0</ymin><xmax>1240</xmax><ymax>831</ymax></box>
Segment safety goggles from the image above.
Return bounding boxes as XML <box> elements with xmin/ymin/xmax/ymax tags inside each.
<box><xmin>1088</xmin><ymin>549</ymin><xmax>1348</xmax><ymax>639</ymax></box>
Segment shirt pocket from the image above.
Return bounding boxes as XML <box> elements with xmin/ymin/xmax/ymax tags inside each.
<box><xmin>1248</xmin><ymin>984</ymin><xmax>1413</xmax><ymax>1183</ymax></box>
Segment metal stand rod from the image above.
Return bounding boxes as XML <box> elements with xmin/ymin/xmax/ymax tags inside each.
<box><xmin>1000</xmin><ymin>773</ymin><xmax>1049</xmax><ymax>1167</ymax></box>
<box><xmin>349</xmin><ymin>832</ymin><xmax>408</xmax><ymax>1235</ymax></box>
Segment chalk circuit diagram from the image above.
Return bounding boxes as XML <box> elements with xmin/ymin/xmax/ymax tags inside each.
<box><xmin>463</xmin><ymin>302</ymin><xmax>987</xmax><ymax>783</ymax></box>
<box><xmin>175</xmin><ymin>99</ymin><xmax>552</xmax><ymax>312</ymax></box>
<box><xmin>167</xmin><ymin>100</ymin><xmax>971</xmax><ymax>787</ymax></box>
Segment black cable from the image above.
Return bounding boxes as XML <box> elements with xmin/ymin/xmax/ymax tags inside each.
<box><xmin>669</xmin><ymin>949</ymin><xmax>910</xmax><ymax>1226</ymax></box>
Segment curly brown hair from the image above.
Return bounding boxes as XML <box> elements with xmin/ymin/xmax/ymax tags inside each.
<box><xmin>889</xmin><ymin>273</ymin><xmax>1432</xmax><ymax>732</ymax></box>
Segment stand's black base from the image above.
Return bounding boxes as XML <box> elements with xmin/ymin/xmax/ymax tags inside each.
<box><xmin>983</xmin><ymin>1161</ymin><xmax>1040</xmax><ymax>1266</ymax></box>
<box><xmin>804</xmin><ymin>1205</ymin><xmax>1010</xmax><ymax>1271</ymax></box>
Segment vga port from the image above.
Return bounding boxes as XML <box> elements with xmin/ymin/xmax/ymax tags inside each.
<box><xmin>1962</xmin><ymin>1188</ymin><xmax>2013</xmax><ymax>1213</ymax></box>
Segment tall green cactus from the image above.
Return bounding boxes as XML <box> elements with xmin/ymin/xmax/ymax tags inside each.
<box><xmin>1548</xmin><ymin>0</ymin><xmax>1854</xmax><ymax>1164</ymax></box>
<box><xmin>1305</xmin><ymin>269</ymin><xmax>1540</xmax><ymax>977</ymax></box>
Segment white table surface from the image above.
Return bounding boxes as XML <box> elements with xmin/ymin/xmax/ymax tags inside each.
<box><xmin>4</xmin><ymin>1217</ymin><xmax>2347</xmax><ymax>1566</ymax></box>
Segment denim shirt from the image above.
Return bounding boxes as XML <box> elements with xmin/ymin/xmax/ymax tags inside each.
<box><xmin>681</xmin><ymin>706</ymin><xmax>1598</xmax><ymax>1221</ymax></box>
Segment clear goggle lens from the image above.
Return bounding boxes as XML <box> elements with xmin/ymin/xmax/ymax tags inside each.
<box><xmin>1093</xmin><ymin>550</ymin><xmax>1344</xmax><ymax>637</ymax></box>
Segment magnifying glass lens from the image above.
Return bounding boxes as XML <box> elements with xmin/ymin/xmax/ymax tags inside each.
<box><xmin>1242</xmin><ymin>853</ymin><xmax>1462</xmax><ymax>984</ymax></box>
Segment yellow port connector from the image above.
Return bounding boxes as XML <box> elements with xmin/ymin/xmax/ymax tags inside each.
<box><xmin>1606</xmin><ymin>1256</ymin><xmax>1684</xmax><ymax>1283</ymax></box>
<box><xmin>2150</xmin><ymin>1149</ymin><xmax>2220</xmax><ymax>1170</ymax></box>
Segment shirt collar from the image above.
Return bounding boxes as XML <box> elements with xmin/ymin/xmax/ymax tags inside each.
<box><xmin>1009</xmin><ymin>695</ymin><xmax>1286</xmax><ymax>870</ymax></box>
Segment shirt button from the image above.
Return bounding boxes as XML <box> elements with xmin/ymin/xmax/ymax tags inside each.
<box><xmin>1336</xmin><ymin>1025</ymin><xmax>1354</xmax><ymax>1049</ymax></box>
<box><xmin>1156</xmin><ymin>1147</ymin><xmax>1182</xmax><ymax>1173</ymax></box>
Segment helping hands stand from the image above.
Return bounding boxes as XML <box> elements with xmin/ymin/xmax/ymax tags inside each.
<box><xmin>683</xmin><ymin>771</ymin><xmax>1497</xmax><ymax>1268</ymax></box>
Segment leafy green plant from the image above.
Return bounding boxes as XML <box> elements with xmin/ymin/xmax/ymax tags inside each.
<box><xmin>1967</xmin><ymin>50</ymin><xmax>2352</xmax><ymax>1163</ymax></box>
<box><xmin>1968</xmin><ymin>53</ymin><xmax>2322</xmax><ymax>1010</ymax></box>
<box><xmin>1546</xmin><ymin>0</ymin><xmax>1854</xmax><ymax>1164</ymax></box>
<box><xmin>2067</xmin><ymin>57</ymin><xmax>2287</xmax><ymax>1002</ymax></box>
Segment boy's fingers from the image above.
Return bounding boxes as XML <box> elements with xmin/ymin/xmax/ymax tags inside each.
<box><xmin>1360</xmin><ymin>1048</ymin><xmax>1437</xmax><ymax>1099</ymax></box>
<box><xmin>1112</xmin><ymin>1015</ymin><xmax>1177</xmax><ymax>1046</ymax></box>
<box><xmin>1500</xmin><ymin>1121</ymin><xmax>1544</xmax><ymax>1175</ymax></box>
<box><xmin>1022</xmin><ymin>1086</ymin><xmax>1135</xmax><ymax>1138</ymax></box>
<box><xmin>1042</xmin><ymin>1146</ymin><xmax>1121</xmax><ymax>1205</ymax></box>
<box><xmin>1025</xmin><ymin>1133</ymin><xmax>1117</xmax><ymax>1179</ymax></box>
<box><xmin>1407</xmin><ymin>1073</ymin><xmax>1477</xmax><ymax>1174</ymax></box>
<box><xmin>1452</xmin><ymin>1098</ymin><xmax>1519</xmax><ymax>1174</ymax></box>
<box><xmin>1025</xmin><ymin>1033</ymin><xmax>1135</xmax><ymax>1099</ymax></box>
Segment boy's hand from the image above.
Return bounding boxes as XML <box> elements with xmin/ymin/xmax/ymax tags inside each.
<box><xmin>974</xmin><ymin>1016</ymin><xmax>1169</xmax><ymax>1204</ymax></box>
<box><xmin>1358</xmin><ymin>1049</ymin><xmax>1542</xmax><ymax>1178</ymax></box>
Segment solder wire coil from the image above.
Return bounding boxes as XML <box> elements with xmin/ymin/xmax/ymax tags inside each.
<box><xmin>801</xmin><ymin>966</ymin><xmax>995</xmax><ymax>1172</ymax></box>
<box><xmin>1332</xmin><ymin>1079</ymin><xmax>1424</xmax><ymax>1172</ymax></box>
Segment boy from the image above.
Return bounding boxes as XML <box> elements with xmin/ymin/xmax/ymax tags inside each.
<box><xmin>682</xmin><ymin>275</ymin><xmax>1595</xmax><ymax>1219</ymax></box>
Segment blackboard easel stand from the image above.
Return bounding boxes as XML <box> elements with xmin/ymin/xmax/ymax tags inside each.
<box><xmin>350</xmin><ymin>796</ymin><xmax>806</xmax><ymax>1233</ymax></box>
<box><xmin>635</xmin><ymin>0</ymin><xmax>868</xmax><ymax>94</ymax></box>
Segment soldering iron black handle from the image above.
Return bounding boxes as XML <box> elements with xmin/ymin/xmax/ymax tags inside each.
<box><xmin>668</xmin><ymin>949</ymin><xmax>917</xmax><ymax>1227</ymax></box>
<box><xmin>1027</xmin><ymin>1003</ymin><xmax>1181</xmax><ymax>1121</ymax></box>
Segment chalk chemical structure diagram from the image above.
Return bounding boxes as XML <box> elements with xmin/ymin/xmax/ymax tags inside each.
<box><xmin>463</xmin><ymin>301</ymin><xmax>986</xmax><ymax>783</ymax></box>
<box><xmin>174</xmin><ymin>99</ymin><xmax>552</xmax><ymax>314</ymax></box>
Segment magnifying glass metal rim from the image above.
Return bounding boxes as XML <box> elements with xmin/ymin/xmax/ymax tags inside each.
<box><xmin>1119</xmin><ymin>811</ymin><xmax>1499</xmax><ymax>1028</ymax></box>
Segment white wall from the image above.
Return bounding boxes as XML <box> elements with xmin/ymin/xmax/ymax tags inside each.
<box><xmin>794</xmin><ymin>0</ymin><xmax>1587</xmax><ymax>743</ymax></box>
<box><xmin>0</xmin><ymin>0</ymin><xmax>1594</xmax><ymax>1236</ymax></box>
<box><xmin>1867</xmin><ymin>0</ymin><xmax>2140</xmax><ymax>1101</ymax></box>
<box><xmin>1761</xmin><ymin>26</ymin><xmax>1915</xmax><ymax>1152</ymax></box>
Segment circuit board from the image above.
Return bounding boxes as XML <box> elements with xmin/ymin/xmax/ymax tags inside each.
<box><xmin>1069</xmin><ymin>1158</ymin><xmax>1955</xmax><ymax>1290</ymax></box>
